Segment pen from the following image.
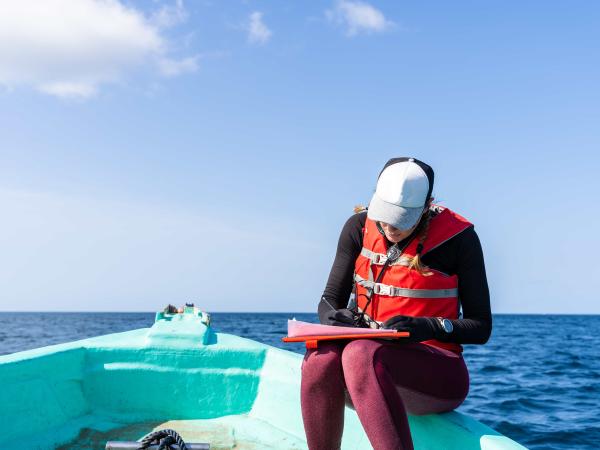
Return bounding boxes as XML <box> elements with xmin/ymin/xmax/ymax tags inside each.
<box><xmin>321</xmin><ymin>296</ymin><xmax>337</xmax><ymax>311</ymax></box>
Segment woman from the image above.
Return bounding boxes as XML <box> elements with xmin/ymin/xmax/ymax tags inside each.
<box><xmin>301</xmin><ymin>157</ymin><xmax>492</xmax><ymax>450</ymax></box>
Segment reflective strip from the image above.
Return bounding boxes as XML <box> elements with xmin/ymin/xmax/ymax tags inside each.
<box><xmin>355</xmin><ymin>274</ymin><xmax>373</xmax><ymax>296</ymax></box>
<box><xmin>354</xmin><ymin>274</ymin><xmax>458</xmax><ymax>299</ymax></box>
<box><xmin>360</xmin><ymin>247</ymin><xmax>411</xmax><ymax>267</ymax></box>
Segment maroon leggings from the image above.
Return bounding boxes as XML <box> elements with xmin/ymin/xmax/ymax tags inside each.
<box><xmin>300</xmin><ymin>339</ymin><xmax>469</xmax><ymax>450</ymax></box>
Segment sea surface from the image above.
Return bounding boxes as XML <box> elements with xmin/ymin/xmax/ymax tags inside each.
<box><xmin>1</xmin><ymin>312</ymin><xmax>599</xmax><ymax>450</ymax></box>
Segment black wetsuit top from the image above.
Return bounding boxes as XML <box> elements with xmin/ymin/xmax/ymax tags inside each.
<box><xmin>320</xmin><ymin>212</ymin><xmax>492</xmax><ymax>344</ymax></box>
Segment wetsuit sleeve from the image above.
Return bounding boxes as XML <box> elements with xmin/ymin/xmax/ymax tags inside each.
<box><xmin>318</xmin><ymin>213</ymin><xmax>365</xmax><ymax>323</ymax></box>
<box><xmin>446</xmin><ymin>227</ymin><xmax>492</xmax><ymax>344</ymax></box>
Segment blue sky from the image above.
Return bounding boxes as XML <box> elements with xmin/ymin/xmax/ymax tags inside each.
<box><xmin>0</xmin><ymin>1</ymin><xmax>598</xmax><ymax>313</ymax></box>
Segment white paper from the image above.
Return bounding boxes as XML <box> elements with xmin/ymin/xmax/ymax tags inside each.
<box><xmin>287</xmin><ymin>320</ymin><xmax>396</xmax><ymax>338</ymax></box>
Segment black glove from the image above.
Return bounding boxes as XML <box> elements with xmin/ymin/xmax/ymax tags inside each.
<box><xmin>324</xmin><ymin>308</ymin><xmax>361</xmax><ymax>327</ymax></box>
<box><xmin>318</xmin><ymin>298</ymin><xmax>367</xmax><ymax>327</ymax></box>
<box><xmin>383</xmin><ymin>315</ymin><xmax>443</xmax><ymax>342</ymax></box>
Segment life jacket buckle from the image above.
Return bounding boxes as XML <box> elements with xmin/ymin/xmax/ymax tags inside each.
<box><xmin>373</xmin><ymin>284</ymin><xmax>391</xmax><ymax>295</ymax></box>
<box><xmin>372</xmin><ymin>253</ymin><xmax>387</xmax><ymax>265</ymax></box>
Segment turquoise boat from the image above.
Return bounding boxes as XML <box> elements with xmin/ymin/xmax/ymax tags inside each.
<box><xmin>1</xmin><ymin>308</ymin><xmax>527</xmax><ymax>449</ymax></box>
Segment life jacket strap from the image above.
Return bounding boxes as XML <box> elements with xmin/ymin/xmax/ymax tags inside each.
<box><xmin>354</xmin><ymin>274</ymin><xmax>458</xmax><ymax>299</ymax></box>
<box><xmin>360</xmin><ymin>247</ymin><xmax>412</xmax><ymax>266</ymax></box>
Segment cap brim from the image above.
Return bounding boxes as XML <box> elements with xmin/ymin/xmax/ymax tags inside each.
<box><xmin>367</xmin><ymin>193</ymin><xmax>423</xmax><ymax>230</ymax></box>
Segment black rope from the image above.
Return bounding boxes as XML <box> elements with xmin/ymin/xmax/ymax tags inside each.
<box><xmin>138</xmin><ymin>429</ymin><xmax>188</xmax><ymax>450</ymax></box>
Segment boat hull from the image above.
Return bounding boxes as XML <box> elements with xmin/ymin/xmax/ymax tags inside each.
<box><xmin>0</xmin><ymin>312</ymin><xmax>526</xmax><ymax>449</ymax></box>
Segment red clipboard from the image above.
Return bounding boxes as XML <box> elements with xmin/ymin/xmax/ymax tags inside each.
<box><xmin>282</xmin><ymin>331</ymin><xmax>409</xmax><ymax>349</ymax></box>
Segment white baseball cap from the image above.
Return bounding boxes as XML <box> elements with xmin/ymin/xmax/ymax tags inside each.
<box><xmin>367</xmin><ymin>157</ymin><xmax>434</xmax><ymax>230</ymax></box>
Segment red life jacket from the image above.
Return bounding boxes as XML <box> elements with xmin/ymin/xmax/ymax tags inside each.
<box><xmin>353</xmin><ymin>205</ymin><xmax>472</xmax><ymax>354</ymax></box>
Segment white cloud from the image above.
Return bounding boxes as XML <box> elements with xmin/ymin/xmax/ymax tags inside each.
<box><xmin>151</xmin><ymin>0</ymin><xmax>188</xmax><ymax>29</ymax></box>
<box><xmin>0</xmin><ymin>0</ymin><xmax>196</xmax><ymax>99</ymax></box>
<box><xmin>158</xmin><ymin>55</ymin><xmax>200</xmax><ymax>77</ymax></box>
<box><xmin>38</xmin><ymin>81</ymin><xmax>98</xmax><ymax>100</ymax></box>
<box><xmin>326</xmin><ymin>0</ymin><xmax>393</xmax><ymax>36</ymax></box>
<box><xmin>247</xmin><ymin>11</ymin><xmax>272</xmax><ymax>45</ymax></box>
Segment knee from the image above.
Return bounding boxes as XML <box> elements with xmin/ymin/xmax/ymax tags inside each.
<box><xmin>341</xmin><ymin>339</ymin><xmax>381</xmax><ymax>381</ymax></box>
<box><xmin>301</xmin><ymin>342</ymin><xmax>344</xmax><ymax>389</ymax></box>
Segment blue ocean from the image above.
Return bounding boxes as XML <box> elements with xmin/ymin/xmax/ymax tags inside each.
<box><xmin>1</xmin><ymin>312</ymin><xmax>598</xmax><ymax>450</ymax></box>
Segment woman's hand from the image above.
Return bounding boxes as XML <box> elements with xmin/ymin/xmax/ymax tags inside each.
<box><xmin>324</xmin><ymin>308</ymin><xmax>361</xmax><ymax>327</ymax></box>
<box><xmin>318</xmin><ymin>297</ymin><xmax>367</xmax><ymax>327</ymax></box>
<box><xmin>382</xmin><ymin>315</ymin><xmax>442</xmax><ymax>342</ymax></box>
